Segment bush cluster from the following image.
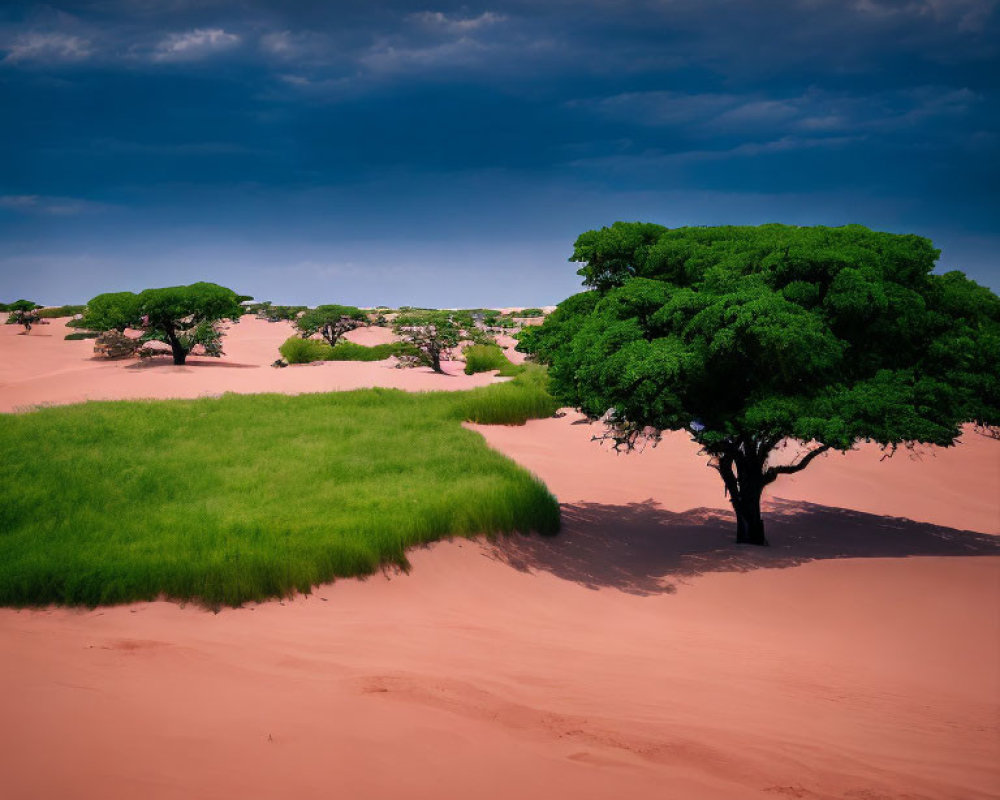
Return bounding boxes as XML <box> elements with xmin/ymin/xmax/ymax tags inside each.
<box><xmin>38</xmin><ymin>305</ymin><xmax>87</xmax><ymax>318</ymax></box>
<box><xmin>279</xmin><ymin>336</ymin><xmax>419</xmax><ymax>364</ymax></box>
<box><xmin>462</xmin><ymin>344</ymin><xmax>522</xmax><ymax>376</ymax></box>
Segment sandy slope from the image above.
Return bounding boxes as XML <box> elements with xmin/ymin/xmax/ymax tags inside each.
<box><xmin>0</xmin><ymin>316</ymin><xmax>498</xmax><ymax>412</ymax></box>
<box><xmin>1</xmin><ymin>319</ymin><xmax>998</xmax><ymax>799</ymax></box>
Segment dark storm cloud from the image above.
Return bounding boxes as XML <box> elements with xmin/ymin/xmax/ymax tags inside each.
<box><xmin>0</xmin><ymin>1</ymin><xmax>997</xmax><ymax>304</ymax></box>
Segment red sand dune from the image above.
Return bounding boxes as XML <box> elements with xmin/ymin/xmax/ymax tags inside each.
<box><xmin>1</xmin><ymin>317</ymin><xmax>998</xmax><ymax>799</ymax></box>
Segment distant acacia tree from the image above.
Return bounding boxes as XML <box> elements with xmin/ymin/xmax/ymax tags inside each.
<box><xmin>296</xmin><ymin>305</ymin><xmax>367</xmax><ymax>346</ymax></box>
<box><xmin>394</xmin><ymin>311</ymin><xmax>464</xmax><ymax>373</ymax></box>
<box><xmin>524</xmin><ymin>223</ymin><xmax>1000</xmax><ymax>545</ymax></box>
<box><xmin>5</xmin><ymin>300</ymin><xmax>42</xmax><ymax>332</ymax></box>
<box><xmin>80</xmin><ymin>283</ymin><xmax>248</xmax><ymax>365</ymax></box>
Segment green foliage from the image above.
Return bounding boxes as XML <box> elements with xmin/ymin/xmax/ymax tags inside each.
<box><xmin>5</xmin><ymin>300</ymin><xmax>42</xmax><ymax>330</ymax></box>
<box><xmin>80</xmin><ymin>283</ymin><xmax>247</xmax><ymax>365</ymax></box>
<box><xmin>536</xmin><ymin>222</ymin><xmax>1000</xmax><ymax>544</ymax></box>
<box><xmin>279</xmin><ymin>337</ymin><xmax>419</xmax><ymax>363</ymax></box>
<box><xmin>37</xmin><ymin>305</ymin><xmax>86</xmax><ymax>318</ymax></box>
<box><xmin>463</xmin><ymin>344</ymin><xmax>521</xmax><ymax>375</ymax></box>
<box><xmin>268</xmin><ymin>305</ymin><xmax>307</xmax><ymax>321</ymax></box>
<box><xmin>64</xmin><ymin>332</ymin><xmax>99</xmax><ymax>340</ymax></box>
<box><xmin>0</xmin><ymin>387</ymin><xmax>560</xmax><ymax>607</ymax></box>
<box><xmin>516</xmin><ymin>291</ymin><xmax>598</xmax><ymax>362</ymax></box>
<box><xmin>394</xmin><ymin>311</ymin><xmax>465</xmax><ymax>373</ymax></box>
<box><xmin>327</xmin><ymin>341</ymin><xmax>420</xmax><ymax>361</ymax></box>
<box><xmin>296</xmin><ymin>304</ymin><xmax>367</xmax><ymax>346</ymax></box>
<box><xmin>518</xmin><ymin>308</ymin><xmax>545</xmax><ymax>317</ymax></box>
<box><xmin>279</xmin><ymin>337</ymin><xmax>335</xmax><ymax>363</ymax></box>
<box><xmin>458</xmin><ymin>365</ymin><xmax>560</xmax><ymax>424</ymax></box>
<box><xmin>5</xmin><ymin>299</ymin><xmax>40</xmax><ymax>313</ymax></box>
<box><xmin>78</xmin><ymin>291</ymin><xmax>139</xmax><ymax>331</ymax></box>
<box><xmin>245</xmin><ymin>301</ymin><xmax>306</xmax><ymax>321</ymax></box>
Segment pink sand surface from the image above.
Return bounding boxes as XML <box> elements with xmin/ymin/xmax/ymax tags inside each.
<box><xmin>1</xmin><ymin>321</ymin><xmax>998</xmax><ymax>799</ymax></box>
<box><xmin>0</xmin><ymin>316</ymin><xmax>497</xmax><ymax>412</ymax></box>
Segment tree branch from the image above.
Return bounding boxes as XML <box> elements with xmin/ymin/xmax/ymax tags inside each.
<box><xmin>763</xmin><ymin>444</ymin><xmax>832</xmax><ymax>484</ymax></box>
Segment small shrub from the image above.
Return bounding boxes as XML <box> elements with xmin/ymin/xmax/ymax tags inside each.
<box><xmin>39</xmin><ymin>305</ymin><xmax>86</xmax><ymax>319</ymax></box>
<box><xmin>280</xmin><ymin>337</ymin><xmax>419</xmax><ymax>363</ymax></box>
<box><xmin>518</xmin><ymin>308</ymin><xmax>544</xmax><ymax>317</ymax></box>
<box><xmin>326</xmin><ymin>341</ymin><xmax>420</xmax><ymax>361</ymax></box>
<box><xmin>279</xmin><ymin>337</ymin><xmax>335</xmax><ymax>363</ymax></box>
<box><xmin>463</xmin><ymin>344</ymin><xmax>510</xmax><ymax>374</ymax></box>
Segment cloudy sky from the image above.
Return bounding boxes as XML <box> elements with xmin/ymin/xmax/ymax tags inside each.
<box><xmin>1</xmin><ymin>0</ymin><xmax>997</xmax><ymax>306</ymax></box>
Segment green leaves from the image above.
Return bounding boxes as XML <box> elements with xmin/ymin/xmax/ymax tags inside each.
<box><xmin>296</xmin><ymin>304</ymin><xmax>366</xmax><ymax>346</ymax></box>
<box><xmin>80</xmin><ymin>283</ymin><xmax>246</xmax><ymax>364</ymax></box>
<box><xmin>536</xmin><ymin>223</ymin><xmax>999</xmax><ymax>452</ymax></box>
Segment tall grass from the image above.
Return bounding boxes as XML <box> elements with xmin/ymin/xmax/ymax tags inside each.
<box><xmin>279</xmin><ymin>336</ymin><xmax>417</xmax><ymax>363</ymax></box>
<box><xmin>38</xmin><ymin>305</ymin><xmax>86</xmax><ymax>319</ymax></box>
<box><xmin>463</xmin><ymin>343</ymin><xmax>522</xmax><ymax>376</ymax></box>
<box><xmin>458</xmin><ymin>365</ymin><xmax>560</xmax><ymax>424</ymax></box>
<box><xmin>0</xmin><ymin>381</ymin><xmax>560</xmax><ymax>608</ymax></box>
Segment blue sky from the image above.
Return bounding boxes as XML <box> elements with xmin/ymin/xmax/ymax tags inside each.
<box><xmin>1</xmin><ymin>0</ymin><xmax>997</xmax><ymax>306</ymax></box>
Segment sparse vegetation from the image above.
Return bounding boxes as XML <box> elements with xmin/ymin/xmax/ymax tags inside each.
<box><xmin>38</xmin><ymin>305</ymin><xmax>86</xmax><ymax>318</ymax></box>
<box><xmin>394</xmin><ymin>311</ymin><xmax>463</xmax><ymax>373</ymax></box>
<box><xmin>80</xmin><ymin>283</ymin><xmax>248</xmax><ymax>365</ymax></box>
<box><xmin>247</xmin><ymin>302</ymin><xmax>307</xmax><ymax>322</ymax></box>
<box><xmin>296</xmin><ymin>304</ymin><xmax>367</xmax><ymax>346</ymax></box>
<box><xmin>0</xmin><ymin>383</ymin><xmax>560</xmax><ymax>608</ymax></box>
<box><xmin>463</xmin><ymin>343</ymin><xmax>521</xmax><ymax>376</ymax></box>
<box><xmin>5</xmin><ymin>300</ymin><xmax>42</xmax><ymax>332</ymax></box>
<box><xmin>279</xmin><ymin>337</ymin><xmax>418</xmax><ymax>364</ymax></box>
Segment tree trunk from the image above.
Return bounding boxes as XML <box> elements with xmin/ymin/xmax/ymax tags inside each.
<box><xmin>713</xmin><ymin>435</ymin><xmax>831</xmax><ymax>547</ymax></box>
<box><xmin>716</xmin><ymin>440</ymin><xmax>770</xmax><ymax>546</ymax></box>
<box><xmin>732</xmin><ymin>485</ymin><xmax>767</xmax><ymax>546</ymax></box>
<box><xmin>165</xmin><ymin>328</ymin><xmax>188</xmax><ymax>365</ymax></box>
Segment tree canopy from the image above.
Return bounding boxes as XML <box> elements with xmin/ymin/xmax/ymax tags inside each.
<box><xmin>5</xmin><ymin>299</ymin><xmax>42</xmax><ymax>332</ymax></box>
<box><xmin>522</xmin><ymin>223</ymin><xmax>1000</xmax><ymax>545</ymax></box>
<box><xmin>394</xmin><ymin>311</ymin><xmax>464</xmax><ymax>373</ymax></box>
<box><xmin>296</xmin><ymin>304</ymin><xmax>367</xmax><ymax>346</ymax></box>
<box><xmin>80</xmin><ymin>282</ymin><xmax>248</xmax><ymax>365</ymax></box>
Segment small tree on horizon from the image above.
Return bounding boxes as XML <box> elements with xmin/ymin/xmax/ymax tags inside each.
<box><xmin>296</xmin><ymin>304</ymin><xmax>367</xmax><ymax>346</ymax></box>
<box><xmin>523</xmin><ymin>223</ymin><xmax>1000</xmax><ymax>546</ymax></box>
<box><xmin>80</xmin><ymin>283</ymin><xmax>248</xmax><ymax>365</ymax></box>
<box><xmin>5</xmin><ymin>300</ymin><xmax>42</xmax><ymax>333</ymax></box>
<box><xmin>394</xmin><ymin>311</ymin><xmax>463</xmax><ymax>373</ymax></box>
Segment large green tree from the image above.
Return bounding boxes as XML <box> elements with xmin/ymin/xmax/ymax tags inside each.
<box><xmin>522</xmin><ymin>223</ymin><xmax>1000</xmax><ymax>545</ymax></box>
<box><xmin>296</xmin><ymin>304</ymin><xmax>367</xmax><ymax>346</ymax></box>
<box><xmin>81</xmin><ymin>283</ymin><xmax>248</xmax><ymax>365</ymax></box>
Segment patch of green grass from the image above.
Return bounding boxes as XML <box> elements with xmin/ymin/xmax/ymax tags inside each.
<box><xmin>463</xmin><ymin>344</ymin><xmax>515</xmax><ymax>375</ymax></box>
<box><xmin>279</xmin><ymin>336</ymin><xmax>418</xmax><ymax>363</ymax></box>
<box><xmin>0</xmin><ymin>383</ymin><xmax>560</xmax><ymax>608</ymax></box>
<box><xmin>326</xmin><ymin>340</ymin><xmax>420</xmax><ymax>361</ymax></box>
<box><xmin>458</xmin><ymin>365</ymin><xmax>560</xmax><ymax>424</ymax></box>
<box><xmin>64</xmin><ymin>331</ymin><xmax>99</xmax><ymax>340</ymax></box>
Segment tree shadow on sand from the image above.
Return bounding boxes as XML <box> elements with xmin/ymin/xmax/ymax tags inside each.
<box><xmin>486</xmin><ymin>499</ymin><xmax>1000</xmax><ymax>595</ymax></box>
<box><xmin>122</xmin><ymin>358</ymin><xmax>261</xmax><ymax>370</ymax></box>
